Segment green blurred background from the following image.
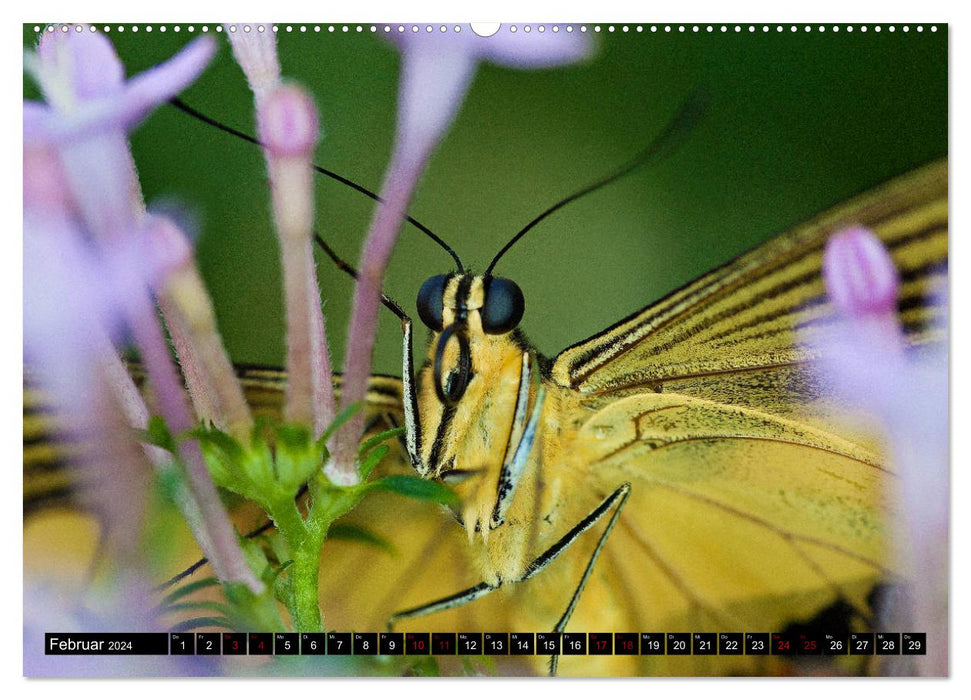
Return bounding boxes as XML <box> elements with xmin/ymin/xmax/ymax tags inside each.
<box><xmin>23</xmin><ymin>24</ymin><xmax>947</xmax><ymax>376</ymax></box>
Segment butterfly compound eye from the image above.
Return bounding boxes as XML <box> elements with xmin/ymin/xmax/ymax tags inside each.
<box><xmin>417</xmin><ymin>274</ymin><xmax>448</xmax><ymax>331</ymax></box>
<box><xmin>481</xmin><ymin>277</ymin><xmax>525</xmax><ymax>334</ymax></box>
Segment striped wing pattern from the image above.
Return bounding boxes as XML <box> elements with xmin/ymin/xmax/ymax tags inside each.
<box><xmin>552</xmin><ymin>160</ymin><xmax>947</xmax><ymax>426</ymax></box>
<box><xmin>22</xmin><ymin>366</ymin><xmax>406</xmax><ymax>516</ymax></box>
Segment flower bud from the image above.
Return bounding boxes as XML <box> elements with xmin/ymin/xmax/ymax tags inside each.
<box><xmin>823</xmin><ymin>226</ymin><xmax>900</xmax><ymax>317</ymax></box>
<box><xmin>258</xmin><ymin>84</ymin><xmax>319</xmax><ymax>158</ymax></box>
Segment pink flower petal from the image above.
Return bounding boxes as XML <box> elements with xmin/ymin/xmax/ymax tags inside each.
<box><xmin>823</xmin><ymin>226</ymin><xmax>900</xmax><ymax>316</ymax></box>
<box><xmin>23</xmin><ymin>100</ymin><xmax>52</xmax><ymax>145</ymax></box>
<box><xmin>122</xmin><ymin>36</ymin><xmax>216</xmax><ymax>127</ymax></box>
<box><xmin>258</xmin><ymin>84</ymin><xmax>319</xmax><ymax>157</ymax></box>
<box><xmin>396</xmin><ymin>49</ymin><xmax>477</xmax><ymax>164</ymax></box>
<box><xmin>389</xmin><ymin>25</ymin><xmax>592</xmax><ymax>70</ymax></box>
<box><xmin>38</xmin><ymin>28</ymin><xmax>125</xmax><ymax>103</ymax></box>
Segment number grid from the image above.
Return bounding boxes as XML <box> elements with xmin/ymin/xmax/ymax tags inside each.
<box><xmin>43</xmin><ymin>632</ymin><xmax>927</xmax><ymax>656</ymax></box>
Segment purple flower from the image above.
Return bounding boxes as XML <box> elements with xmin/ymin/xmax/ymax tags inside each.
<box><xmin>24</xmin><ymin>28</ymin><xmax>261</xmax><ymax>593</ymax></box>
<box><xmin>813</xmin><ymin>226</ymin><xmax>948</xmax><ymax>675</ymax></box>
<box><xmin>229</xmin><ymin>29</ymin><xmax>337</xmax><ymax>436</ymax></box>
<box><xmin>25</xmin><ymin>30</ymin><xmax>215</xmax><ymax>239</ymax></box>
<box><xmin>225</xmin><ymin>24</ymin><xmax>280</xmax><ymax>104</ymax></box>
<box><xmin>258</xmin><ymin>84</ymin><xmax>336</xmax><ymax>434</ymax></box>
<box><xmin>330</xmin><ymin>26</ymin><xmax>593</xmax><ymax>482</ymax></box>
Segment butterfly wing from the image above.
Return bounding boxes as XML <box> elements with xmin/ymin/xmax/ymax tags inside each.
<box><xmin>22</xmin><ymin>366</ymin><xmax>407</xmax><ymax>514</ymax></box>
<box><xmin>552</xmin><ymin>159</ymin><xmax>947</xmax><ymax>434</ymax></box>
<box><xmin>537</xmin><ymin>159</ymin><xmax>947</xmax><ymax>675</ymax></box>
<box><xmin>536</xmin><ymin>390</ymin><xmax>894</xmax><ymax>675</ymax></box>
<box><xmin>23</xmin><ymin>367</ymin><xmax>454</xmax><ymax>614</ymax></box>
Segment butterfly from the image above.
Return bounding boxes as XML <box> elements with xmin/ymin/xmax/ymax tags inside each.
<box><xmin>23</xmin><ymin>36</ymin><xmax>948</xmax><ymax>677</ymax></box>
<box><xmin>306</xmin><ymin>154</ymin><xmax>947</xmax><ymax>677</ymax></box>
<box><xmin>26</xmin><ymin>149</ymin><xmax>946</xmax><ymax>677</ymax></box>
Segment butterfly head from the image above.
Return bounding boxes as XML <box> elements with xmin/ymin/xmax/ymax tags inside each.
<box><xmin>416</xmin><ymin>273</ymin><xmax>525</xmax><ymax>406</ymax></box>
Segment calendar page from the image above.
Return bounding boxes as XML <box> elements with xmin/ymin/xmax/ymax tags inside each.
<box><xmin>22</xmin><ymin>19</ymin><xmax>948</xmax><ymax>679</ymax></box>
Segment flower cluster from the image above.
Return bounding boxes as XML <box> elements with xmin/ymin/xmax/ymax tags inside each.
<box><xmin>23</xmin><ymin>24</ymin><xmax>591</xmax><ymax>675</ymax></box>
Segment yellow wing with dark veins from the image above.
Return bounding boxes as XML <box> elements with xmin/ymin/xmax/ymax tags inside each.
<box><xmin>552</xmin><ymin>160</ymin><xmax>947</xmax><ymax>428</ymax></box>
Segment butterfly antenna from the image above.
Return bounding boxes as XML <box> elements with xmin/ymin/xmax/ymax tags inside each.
<box><xmin>169</xmin><ymin>98</ymin><xmax>465</xmax><ymax>272</ymax></box>
<box><xmin>485</xmin><ymin>90</ymin><xmax>711</xmax><ymax>276</ymax></box>
<box><xmin>314</xmin><ymin>234</ymin><xmax>408</xmax><ymax>321</ymax></box>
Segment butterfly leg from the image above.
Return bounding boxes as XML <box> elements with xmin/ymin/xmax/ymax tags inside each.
<box><xmin>387</xmin><ymin>480</ymin><xmax>631</xmax><ymax>677</ymax></box>
<box><xmin>388</xmin><ymin>580</ymin><xmax>500</xmax><ymax>630</ymax></box>
<box><xmin>539</xmin><ymin>481</ymin><xmax>632</xmax><ymax>676</ymax></box>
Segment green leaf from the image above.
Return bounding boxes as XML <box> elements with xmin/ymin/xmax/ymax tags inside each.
<box><xmin>274</xmin><ymin>422</ymin><xmax>321</xmax><ymax>491</ymax></box>
<box><xmin>190</xmin><ymin>425</ymin><xmax>245</xmax><ymax>463</ymax></box>
<box><xmin>358</xmin><ymin>444</ymin><xmax>389</xmax><ymax>481</ymax></box>
<box><xmin>358</xmin><ymin>426</ymin><xmax>406</xmax><ymax>458</ymax></box>
<box><xmin>274</xmin><ymin>559</ymin><xmax>295</xmax><ymax>576</ymax></box>
<box><xmin>161</xmin><ymin>600</ymin><xmax>233</xmax><ymax>617</ymax></box>
<box><xmin>169</xmin><ymin>616</ymin><xmax>233</xmax><ymax>633</ymax></box>
<box><xmin>316</xmin><ymin>402</ymin><xmax>363</xmax><ymax>448</ymax></box>
<box><xmin>406</xmin><ymin>656</ymin><xmax>441</xmax><ymax>677</ymax></box>
<box><xmin>159</xmin><ymin>576</ymin><xmax>220</xmax><ymax>607</ymax></box>
<box><xmin>153</xmin><ymin>462</ymin><xmax>188</xmax><ymax>507</ymax></box>
<box><xmin>370</xmin><ymin>475</ymin><xmax>459</xmax><ymax>508</ymax></box>
<box><xmin>276</xmin><ymin>422</ymin><xmax>313</xmax><ymax>451</ymax></box>
<box><xmin>142</xmin><ymin>416</ymin><xmax>176</xmax><ymax>453</ymax></box>
<box><xmin>328</xmin><ymin>523</ymin><xmax>395</xmax><ymax>554</ymax></box>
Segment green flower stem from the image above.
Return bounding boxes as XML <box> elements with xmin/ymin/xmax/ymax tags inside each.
<box><xmin>266</xmin><ymin>497</ymin><xmax>307</xmax><ymax>553</ymax></box>
<box><xmin>289</xmin><ymin>517</ymin><xmax>327</xmax><ymax>633</ymax></box>
<box><xmin>259</xmin><ymin>480</ymin><xmax>365</xmax><ymax>632</ymax></box>
<box><xmin>285</xmin><ymin>481</ymin><xmax>370</xmax><ymax>632</ymax></box>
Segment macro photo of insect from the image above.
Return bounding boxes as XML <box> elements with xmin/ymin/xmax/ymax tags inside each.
<box><xmin>22</xmin><ymin>22</ymin><xmax>948</xmax><ymax>678</ymax></box>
